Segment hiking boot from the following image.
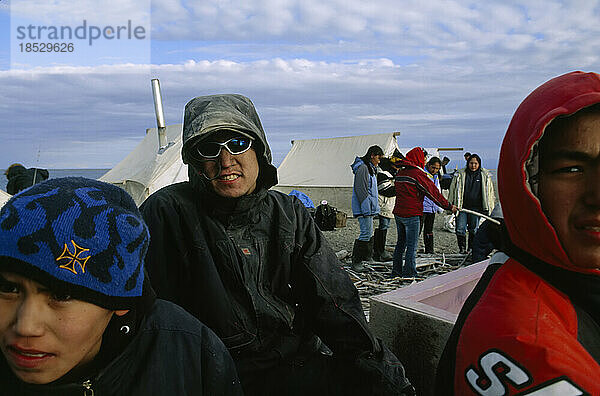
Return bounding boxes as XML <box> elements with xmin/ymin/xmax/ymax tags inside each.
<box><xmin>351</xmin><ymin>261</ymin><xmax>367</xmax><ymax>272</ymax></box>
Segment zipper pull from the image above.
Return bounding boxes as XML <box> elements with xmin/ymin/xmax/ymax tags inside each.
<box><xmin>82</xmin><ymin>379</ymin><xmax>94</xmax><ymax>396</ymax></box>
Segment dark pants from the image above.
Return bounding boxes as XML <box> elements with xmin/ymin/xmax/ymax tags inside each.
<box><xmin>422</xmin><ymin>213</ymin><xmax>435</xmax><ymax>253</ymax></box>
<box><xmin>422</xmin><ymin>213</ymin><xmax>435</xmax><ymax>235</ymax></box>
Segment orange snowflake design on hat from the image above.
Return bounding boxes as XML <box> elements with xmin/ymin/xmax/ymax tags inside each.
<box><xmin>56</xmin><ymin>240</ymin><xmax>90</xmax><ymax>275</ymax></box>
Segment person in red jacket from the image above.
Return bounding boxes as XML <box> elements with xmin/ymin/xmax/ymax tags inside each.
<box><xmin>436</xmin><ymin>71</ymin><xmax>600</xmax><ymax>395</ymax></box>
<box><xmin>391</xmin><ymin>147</ymin><xmax>457</xmax><ymax>277</ymax></box>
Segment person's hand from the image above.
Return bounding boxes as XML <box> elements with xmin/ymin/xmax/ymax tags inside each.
<box><xmin>451</xmin><ymin>205</ymin><xmax>458</xmax><ymax>214</ymax></box>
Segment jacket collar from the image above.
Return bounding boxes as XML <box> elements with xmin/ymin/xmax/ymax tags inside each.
<box><xmin>199</xmin><ymin>187</ymin><xmax>266</xmax><ymax>227</ymax></box>
<box><xmin>508</xmin><ymin>243</ymin><xmax>600</xmax><ymax>325</ymax></box>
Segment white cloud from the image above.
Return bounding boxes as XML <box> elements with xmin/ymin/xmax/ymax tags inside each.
<box><xmin>3</xmin><ymin>0</ymin><xmax>600</xmax><ymax>169</ymax></box>
<box><xmin>145</xmin><ymin>0</ymin><xmax>600</xmax><ymax>79</ymax></box>
<box><xmin>0</xmin><ymin>56</ymin><xmax>542</xmax><ymax>168</ymax></box>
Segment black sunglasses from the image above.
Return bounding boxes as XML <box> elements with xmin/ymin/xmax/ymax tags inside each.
<box><xmin>191</xmin><ymin>137</ymin><xmax>253</xmax><ymax>159</ymax></box>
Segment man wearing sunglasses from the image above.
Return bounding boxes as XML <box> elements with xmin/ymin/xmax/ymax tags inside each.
<box><xmin>186</xmin><ymin>131</ymin><xmax>258</xmax><ymax>198</ymax></box>
<box><xmin>140</xmin><ymin>94</ymin><xmax>414</xmax><ymax>396</ymax></box>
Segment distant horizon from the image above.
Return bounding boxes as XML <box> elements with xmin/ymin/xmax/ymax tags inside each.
<box><xmin>0</xmin><ymin>157</ymin><xmax>500</xmax><ymax>172</ymax></box>
<box><xmin>0</xmin><ymin>158</ymin><xmax>500</xmax><ymax>192</ymax></box>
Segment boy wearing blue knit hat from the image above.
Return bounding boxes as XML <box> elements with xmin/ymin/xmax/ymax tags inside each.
<box><xmin>0</xmin><ymin>177</ymin><xmax>242</xmax><ymax>395</ymax></box>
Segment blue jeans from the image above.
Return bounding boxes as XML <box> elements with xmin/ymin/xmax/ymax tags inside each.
<box><xmin>357</xmin><ymin>215</ymin><xmax>374</xmax><ymax>241</ymax></box>
<box><xmin>456</xmin><ymin>211</ymin><xmax>481</xmax><ymax>236</ymax></box>
<box><xmin>377</xmin><ymin>216</ymin><xmax>391</xmax><ymax>230</ymax></box>
<box><xmin>392</xmin><ymin>216</ymin><xmax>421</xmax><ymax>277</ymax></box>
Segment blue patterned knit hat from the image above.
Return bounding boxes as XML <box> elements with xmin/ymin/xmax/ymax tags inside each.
<box><xmin>0</xmin><ymin>177</ymin><xmax>149</xmax><ymax>309</ymax></box>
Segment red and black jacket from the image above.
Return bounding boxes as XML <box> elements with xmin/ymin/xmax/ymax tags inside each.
<box><xmin>392</xmin><ymin>147</ymin><xmax>451</xmax><ymax>218</ymax></box>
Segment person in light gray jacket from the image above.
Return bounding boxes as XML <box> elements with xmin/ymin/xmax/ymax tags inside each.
<box><xmin>448</xmin><ymin>154</ymin><xmax>495</xmax><ymax>253</ymax></box>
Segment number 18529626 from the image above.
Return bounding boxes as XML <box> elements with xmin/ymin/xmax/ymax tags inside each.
<box><xmin>19</xmin><ymin>42</ymin><xmax>74</xmax><ymax>52</ymax></box>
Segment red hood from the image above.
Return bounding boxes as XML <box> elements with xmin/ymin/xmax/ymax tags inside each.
<box><xmin>400</xmin><ymin>147</ymin><xmax>425</xmax><ymax>168</ymax></box>
<box><xmin>499</xmin><ymin>71</ymin><xmax>600</xmax><ymax>275</ymax></box>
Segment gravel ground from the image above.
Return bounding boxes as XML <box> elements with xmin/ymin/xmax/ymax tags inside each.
<box><xmin>320</xmin><ymin>212</ymin><xmax>471</xmax><ymax>321</ymax></box>
<box><xmin>319</xmin><ymin>181</ymin><xmax>500</xmax><ymax>319</ymax></box>
<box><xmin>322</xmin><ymin>213</ymin><xmax>460</xmax><ymax>256</ymax></box>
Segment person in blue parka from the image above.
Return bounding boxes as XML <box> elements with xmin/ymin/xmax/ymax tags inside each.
<box><xmin>350</xmin><ymin>145</ymin><xmax>384</xmax><ymax>272</ymax></box>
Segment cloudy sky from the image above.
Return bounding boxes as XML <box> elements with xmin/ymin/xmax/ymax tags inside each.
<box><xmin>1</xmin><ymin>0</ymin><xmax>599</xmax><ymax>170</ymax></box>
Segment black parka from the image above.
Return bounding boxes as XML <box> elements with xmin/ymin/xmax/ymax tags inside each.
<box><xmin>0</xmin><ymin>299</ymin><xmax>243</xmax><ymax>395</ymax></box>
<box><xmin>141</xmin><ymin>94</ymin><xmax>413</xmax><ymax>395</ymax></box>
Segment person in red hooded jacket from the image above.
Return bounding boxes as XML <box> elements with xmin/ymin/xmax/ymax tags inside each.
<box><xmin>435</xmin><ymin>71</ymin><xmax>600</xmax><ymax>395</ymax></box>
<box><xmin>391</xmin><ymin>147</ymin><xmax>457</xmax><ymax>278</ymax></box>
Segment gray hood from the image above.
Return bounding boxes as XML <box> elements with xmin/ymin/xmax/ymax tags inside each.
<box><xmin>181</xmin><ymin>94</ymin><xmax>278</xmax><ymax>190</ymax></box>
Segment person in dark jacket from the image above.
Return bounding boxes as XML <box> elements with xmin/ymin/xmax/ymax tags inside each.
<box><xmin>350</xmin><ymin>145</ymin><xmax>384</xmax><ymax>271</ymax></box>
<box><xmin>463</xmin><ymin>151</ymin><xmax>471</xmax><ymax>163</ymax></box>
<box><xmin>5</xmin><ymin>164</ymin><xmax>49</xmax><ymax>195</ymax></box>
<box><xmin>436</xmin><ymin>71</ymin><xmax>600</xmax><ymax>395</ymax></box>
<box><xmin>441</xmin><ymin>156</ymin><xmax>450</xmax><ymax>175</ymax></box>
<box><xmin>0</xmin><ymin>177</ymin><xmax>242</xmax><ymax>395</ymax></box>
<box><xmin>440</xmin><ymin>157</ymin><xmax>454</xmax><ymax>190</ymax></box>
<box><xmin>391</xmin><ymin>148</ymin><xmax>457</xmax><ymax>278</ymax></box>
<box><xmin>140</xmin><ymin>94</ymin><xmax>414</xmax><ymax>396</ymax></box>
<box><xmin>372</xmin><ymin>156</ymin><xmax>397</xmax><ymax>262</ymax></box>
<box><xmin>471</xmin><ymin>203</ymin><xmax>504</xmax><ymax>263</ymax></box>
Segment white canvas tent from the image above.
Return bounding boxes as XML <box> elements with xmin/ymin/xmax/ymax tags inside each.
<box><xmin>101</xmin><ymin>125</ymin><xmax>443</xmax><ymax>210</ymax></box>
<box><xmin>273</xmin><ymin>133</ymin><xmax>440</xmax><ymax>215</ymax></box>
<box><xmin>0</xmin><ymin>189</ymin><xmax>11</xmax><ymax>207</ymax></box>
<box><xmin>100</xmin><ymin>124</ymin><xmax>188</xmax><ymax>205</ymax></box>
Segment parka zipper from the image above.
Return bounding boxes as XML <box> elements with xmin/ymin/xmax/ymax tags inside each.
<box><xmin>227</xmin><ymin>235</ymin><xmax>246</xmax><ymax>285</ymax></box>
<box><xmin>225</xmin><ymin>233</ymin><xmax>260</xmax><ymax>344</ymax></box>
<box><xmin>82</xmin><ymin>379</ymin><xmax>94</xmax><ymax>396</ymax></box>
